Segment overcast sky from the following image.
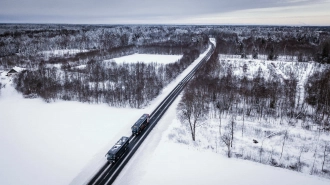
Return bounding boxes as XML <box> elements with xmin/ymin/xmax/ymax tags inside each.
<box><xmin>1</xmin><ymin>0</ymin><xmax>329</xmax><ymax>25</ymax></box>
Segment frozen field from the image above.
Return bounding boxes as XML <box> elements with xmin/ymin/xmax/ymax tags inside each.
<box><xmin>106</xmin><ymin>53</ymin><xmax>183</xmax><ymax>64</ymax></box>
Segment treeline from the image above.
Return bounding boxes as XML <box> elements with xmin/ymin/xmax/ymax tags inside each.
<box><xmin>2</xmin><ymin>24</ymin><xmax>330</xmax><ymax>70</ymax></box>
<box><xmin>14</xmin><ymin>48</ymin><xmax>200</xmax><ymax>107</ymax></box>
<box><xmin>179</xmin><ymin>35</ymin><xmax>330</xmax><ymax>134</ymax></box>
<box><xmin>305</xmin><ymin>68</ymin><xmax>330</xmax><ymax>129</ymax></box>
<box><xmin>0</xmin><ymin>24</ymin><xmax>208</xmax><ymax>57</ymax></box>
<box><xmin>0</xmin><ymin>25</ymin><xmax>209</xmax><ymax>71</ymax></box>
<box><xmin>176</xmin><ymin>36</ymin><xmax>330</xmax><ymax>176</ymax></box>
<box><xmin>210</xmin><ymin>27</ymin><xmax>330</xmax><ymax>63</ymax></box>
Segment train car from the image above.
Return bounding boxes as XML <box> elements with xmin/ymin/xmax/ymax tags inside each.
<box><xmin>106</xmin><ymin>136</ymin><xmax>129</xmax><ymax>163</ymax></box>
<box><xmin>131</xmin><ymin>114</ymin><xmax>150</xmax><ymax>135</ymax></box>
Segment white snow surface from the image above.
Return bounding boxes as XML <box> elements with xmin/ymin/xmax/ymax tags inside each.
<box><xmin>115</xmin><ymin>96</ymin><xmax>329</xmax><ymax>185</ymax></box>
<box><xmin>1</xmin><ymin>38</ymin><xmax>328</xmax><ymax>185</ymax></box>
<box><xmin>106</xmin><ymin>53</ymin><xmax>183</xmax><ymax>64</ymax></box>
<box><xmin>0</xmin><ymin>41</ymin><xmax>210</xmax><ymax>185</ymax></box>
<box><xmin>12</xmin><ymin>66</ymin><xmax>25</xmax><ymax>73</ymax></box>
<box><xmin>39</xmin><ymin>49</ymin><xmax>88</xmax><ymax>57</ymax></box>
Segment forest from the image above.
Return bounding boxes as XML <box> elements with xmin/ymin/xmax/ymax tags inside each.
<box><xmin>0</xmin><ymin>24</ymin><xmax>329</xmax><ymax>113</ymax></box>
<box><xmin>1</xmin><ymin>24</ymin><xmax>330</xmax><ymax>178</ymax></box>
<box><xmin>176</xmin><ymin>34</ymin><xmax>330</xmax><ymax>178</ymax></box>
<box><xmin>0</xmin><ymin>24</ymin><xmax>208</xmax><ymax>106</ymax></box>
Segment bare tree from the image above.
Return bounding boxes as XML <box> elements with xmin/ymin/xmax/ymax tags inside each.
<box><xmin>221</xmin><ymin>131</ymin><xmax>232</xmax><ymax>158</ymax></box>
<box><xmin>279</xmin><ymin>130</ymin><xmax>288</xmax><ymax>161</ymax></box>
<box><xmin>220</xmin><ymin>117</ymin><xmax>236</xmax><ymax>158</ymax></box>
<box><xmin>230</xmin><ymin>116</ymin><xmax>236</xmax><ymax>147</ymax></box>
<box><xmin>216</xmin><ymin>101</ymin><xmax>224</xmax><ymax>136</ymax></box>
<box><xmin>297</xmin><ymin>145</ymin><xmax>309</xmax><ymax>172</ymax></box>
<box><xmin>322</xmin><ymin>141</ymin><xmax>330</xmax><ymax>172</ymax></box>
<box><xmin>311</xmin><ymin>145</ymin><xmax>318</xmax><ymax>175</ymax></box>
<box><xmin>259</xmin><ymin>139</ymin><xmax>265</xmax><ymax>163</ymax></box>
<box><xmin>177</xmin><ymin>88</ymin><xmax>209</xmax><ymax>141</ymax></box>
<box><xmin>311</xmin><ymin>130</ymin><xmax>321</xmax><ymax>175</ymax></box>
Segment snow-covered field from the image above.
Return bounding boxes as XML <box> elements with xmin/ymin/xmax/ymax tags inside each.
<box><xmin>0</xmin><ymin>73</ymin><xmax>144</xmax><ymax>185</ymax></box>
<box><xmin>105</xmin><ymin>53</ymin><xmax>182</xmax><ymax>64</ymax></box>
<box><xmin>218</xmin><ymin>54</ymin><xmax>318</xmax><ymax>81</ymax></box>
<box><xmin>0</xmin><ymin>42</ymin><xmax>211</xmax><ymax>185</ymax></box>
<box><xmin>115</xmin><ymin>94</ymin><xmax>330</xmax><ymax>185</ymax></box>
<box><xmin>1</xmin><ymin>38</ymin><xmax>329</xmax><ymax>185</ymax></box>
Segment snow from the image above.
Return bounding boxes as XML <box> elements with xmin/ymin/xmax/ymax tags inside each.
<box><xmin>39</xmin><ymin>49</ymin><xmax>88</xmax><ymax>58</ymax></box>
<box><xmin>74</xmin><ymin>64</ymin><xmax>87</xmax><ymax>69</ymax></box>
<box><xmin>12</xmin><ymin>66</ymin><xmax>25</xmax><ymax>73</ymax></box>
<box><xmin>137</xmin><ymin>144</ymin><xmax>329</xmax><ymax>185</ymax></box>
<box><xmin>70</xmin><ymin>39</ymin><xmax>214</xmax><ymax>185</ymax></box>
<box><xmin>114</xmin><ymin>42</ymin><xmax>329</xmax><ymax>184</ymax></box>
<box><xmin>0</xmin><ymin>41</ymin><xmax>211</xmax><ymax>185</ymax></box>
<box><xmin>0</xmin><ymin>75</ymin><xmax>143</xmax><ymax>185</ymax></box>
<box><xmin>115</xmin><ymin>92</ymin><xmax>329</xmax><ymax>185</ymax></box>
<box><xmin>1</xmin><ymin>38</ymin><xmax>328</xmax><ymax>185</ymax></box>
<box><xmin>106</xmin><ymin>53</ymin><xmax>183</xmax><ymax>64</ymax></box>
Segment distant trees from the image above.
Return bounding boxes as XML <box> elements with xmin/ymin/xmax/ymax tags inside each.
<box><xmin>13</xmin><ymin>45</ymin><xmax>201</xmax><ymax>107</ymax></box>
<box><xmin>14</xmin><ymin>66</ymin><xmax>61</xmax><ymax>102</ymax></box>
<box><xmin>7</xmin><ymin>24</ymin><xmax>209</xmax><ymax>107</ymax></box>
<box><xmin>0</xmin><ymin>24</ymin><xmax>211</xmax><ymax>73</ymax></box>
<box><xmin>212</xmin><ymin>26</ymin><xmax>329</xmax><ymax>62</ymax></box>
<box><xmin>267</xmin><ymin>45</ymin><xmax>278</xmax><ymax>60</ymax></box>
<box><xmin>2</xmin><ymin>25</ymin><xmax>330</xmax><ymax>72</ymax></box>
<box><xmin>315</xmin><ymin>40</ymin><xmax>330</xmax><ymax>63</ymax></box>
<box><xmin>305</xmin><ymin>69</ymin><xmax>330</xmax><ymax>127</ymax></box>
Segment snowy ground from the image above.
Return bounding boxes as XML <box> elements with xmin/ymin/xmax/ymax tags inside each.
<box><xmin>1</xmin><ymin>38</ymin><xmax>328</xmax><ymax>185</ymax></box>
<box><xmin>115</xmin><ymin>50</ymin><xmax>330</xmax><ymax>184</ymax></box>
<box><xmin>70</xmin><ymin>39</ymin><xmax>215</xmax><ymax>185</ymax></box>
<box><xmin>38</xmin><ymin>49</ymin><xmax>88</xmax><ymax>59</ymax></box>
<box><xmin>0</xmin><ymin>73</ymin><xmax>144</xmax><ymax>185</ymax></box>
<box><xmin>0</xmin><ymin>41</ymin><xmax>212</xmax><ymax>185</ymax></box>
<box><xmin>105</xmin><ymin>53</ymin><xmax>182</xmax><ymax>64</ymax></box>
<box><xmin>218</xmin><ymin>54</ymin><xmax>323</xmax><ymax>107</ymax></box>
<box><xmin>218</xmin><ymin>54</ymin><xmax>319</xmax><ymax>81</ymax></box>
<box><xmin>115</xmin><ymin>94</ymin><xmax>330</xmax><ymax>185</ymax></box>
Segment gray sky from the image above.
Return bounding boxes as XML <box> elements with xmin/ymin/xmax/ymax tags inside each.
<box><xmin>1</xmin><ymin>0</ymin><xmax>330</xmax><ymax>25</ymax></box>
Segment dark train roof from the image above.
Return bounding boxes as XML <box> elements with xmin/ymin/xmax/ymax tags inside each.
<box><xmin>107</xmin><ymin>136</ymin><xmax>129</xmax><ymax>155</ymax></box>
<box><xmin>132</xmin><ymin>114</ymin><xmax>149</xmax><ymax>127</ymax></box>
